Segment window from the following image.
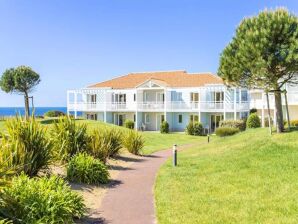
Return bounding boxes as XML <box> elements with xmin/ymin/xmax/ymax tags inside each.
<box><xmin>134</xmin><ymin>114</ymin><xmax>136</xmax><ymax>122</ymax></box>
<box><xmin>241</xmin><ymin>90</ymin><xmax>248</xmax><ymax>101</ymax></box>
<box><xmin>134</xmin><ymin>93</ymin><xmax>136</xmax><ymax>102</ymax></box>
<box><xmin>145</xmin><ymin>114</ymin><xmax>150</xmax><ymax>123</ymax></box>
<box><xmin>190</xmin><ymin>92</ymin><xmax>199</xmax><ymax>102</ymax></box>
<box><xmin>214</xmin><ymin>92</ymin><xmax>224</xmax><ymax>102</ymax></box>
<box><xmin>178</xmin><ymin>114</ymin><xmax>183</xmax><ymax>123</ymax></box>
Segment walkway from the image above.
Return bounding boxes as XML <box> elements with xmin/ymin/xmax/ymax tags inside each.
<box><xmin>98</xmin><ymin>145</ymin><xmax>192</xmax><ymax>224</ymax></box>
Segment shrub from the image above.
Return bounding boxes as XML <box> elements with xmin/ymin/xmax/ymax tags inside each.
<box><xmin>67</xmin><ymin>153</ymin><xmax>109</xmax><ymax>184</ymax></box>
<box><xmin>290</xmin><ymin>120</ymin><xmax>298</xmax><ymax>127</ymax></box>
<box><xmin>185</xmin><ymin>122</ymin><xmax>194</xmax><ymax>135</ymax></box>
<box><xmin>215</xmin><ymin>127</ymin><xmax>239</xmax><ymax>137</ymax></box>
<box><xmin>124</xmin><ymin>119</ymin><xmax>134</xmax><ymax>129</ymax></box>
<box><xmin>193</xmin><ymin>122</ymin><xmax>204</xmax><ymax>136</ymax></box>
<box><xmin>246</xmin><ymin>113</ymin><xmax>261</xmax><ymax>128</ymax></box>
<box><xmin>160</xmin><ymin>121</ymin><xmax>169</xmax><ymax>133</ymax></box>
<box><xmin>88</xmin><ymin>128</ymin><xmax>122</xmax><ymax>163</ymax></box>
<box><xmin>44</xmin><ymin>110</ymin><xmax>65</xmax><ymax>117</ymax></box>
<box><xmin>122</xmin><ymin>130</ymin><xmax>145</xmax><ymax>155</ymax></box>
<box><xmin>0</xmin><ymin>173</ymin><xmax>85</xmax><ymax>223</ymax></box>
<box><xmin>51</xmin><ymin>117</ymin><xmax>89</xmax><ymax>161</ymax></box>
<box><xmin>0</xmin><ymin>116</ymin><xmax>52</xmax><ymax>177</ymax></box>
<box><xmin>249</xmin><ymin>108</ymin><xmax>257</xmax><ymax>114</ymax></box>
<box><xmin>219</xmin><ymin>120</ymin><xmax>246</xmax><ymax>131</ymax></box>
<box><xmin>186</xmin><ymin>122</ymin><xmax>204</xmax><ymax>136</ymax></box>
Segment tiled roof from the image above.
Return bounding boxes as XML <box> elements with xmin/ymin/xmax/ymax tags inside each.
<box><xmin>88</xmin><ymin>70</ymin><xmax>223</xmax><ymax>89</ymax></box>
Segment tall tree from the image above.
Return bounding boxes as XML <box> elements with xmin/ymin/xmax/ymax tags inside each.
<box><xmin>0</xmin><ymin>66</ymin><xmax>40</xmax><ymax>119</ymax></box>
<box><xmin>218</xmin><ymin>8</ymin><xmax>298</xmax><ymax>133</ymax></box>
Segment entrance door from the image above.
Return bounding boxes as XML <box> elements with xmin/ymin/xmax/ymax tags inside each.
<box><xmin>118</xmin><ymin>114</ymin><xmax>125</xmax><ymax>126</ymax></box>
<box><xmin>156</xmin><ymin>114</ymin><xmax>165</xmax><ymax>131</ymax></box>
<box><xmin>210</xmin><ymin>114</ymin><xmax>223</xmax><ymax>132</ymax></box>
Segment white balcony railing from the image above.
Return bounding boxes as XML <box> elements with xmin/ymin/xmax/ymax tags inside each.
<box><xmin>67</xmin><ymin>101</ymin><xmax>250</xmax><ymax>112</ymax></box>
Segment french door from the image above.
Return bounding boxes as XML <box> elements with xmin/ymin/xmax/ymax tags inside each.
<box><xmin>210</xmin><ymin>114</ymin><xmax>223</xmax><ymax>132</ymax></box>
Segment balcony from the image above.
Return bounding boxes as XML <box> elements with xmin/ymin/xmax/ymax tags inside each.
<box><xmin>67</xmin><ymin>101</ymin><xmax>250</xmax><ymax>112</ymax></box>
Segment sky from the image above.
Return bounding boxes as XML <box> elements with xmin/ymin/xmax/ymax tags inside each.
<box><xmin>0</xmin><ymin>0</ymin><xmax>297</xmax><ymax>107</ymax></box>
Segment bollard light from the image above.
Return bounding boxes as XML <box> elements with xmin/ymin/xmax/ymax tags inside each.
<box><xmin>173</xmin><ymin>144</ymin><xmax>177</xmax><ymax>167</ymax></box>
<box><xmin>207</xmin><ymin>134</ymin><xmax>210</xmax><ymax>143</ymax></box>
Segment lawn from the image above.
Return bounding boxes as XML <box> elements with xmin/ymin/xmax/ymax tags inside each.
<box><xmin>155</xmin><ymin>128</ymin><xmax>298</xmax><ymax>224</ymax></box>
<box><xmin>0</xmin><ymin>118</ymin><xmax>201</xmax><ymax>154</ymax></box>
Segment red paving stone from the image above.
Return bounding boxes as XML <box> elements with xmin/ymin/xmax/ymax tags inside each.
<box><xmin>99</xmin><ymin>145</ymin><xmax>190</xmax><ymax>224</ymax></box>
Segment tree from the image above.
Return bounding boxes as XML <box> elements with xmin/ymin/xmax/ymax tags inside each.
<box><xmin>0</xmin><ymin>66</ymin><xmax>40</xmax><ymax>119</ymax></box>
<box><xmin>218</xmin><ymin>8</ymin><xmax>298</xmax><ymax>133</ymax></box>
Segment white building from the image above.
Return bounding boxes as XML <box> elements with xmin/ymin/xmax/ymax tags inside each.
<box><xmin>67</xmin><ymin>71</ymin><xmax>250</xmax><ymax>132</ymax></box>
<box><xmin>250</xmin><ymin>82</ymin><xmax>298</xmax><ymax>126</ymax></box>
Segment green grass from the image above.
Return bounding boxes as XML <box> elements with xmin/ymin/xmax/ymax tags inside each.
<box><xmin>0</xmin><ymin>119</ymin><xmax>201</xmax><ymax>154</ymax></box>
<box><xmin>155</xmin><ymin>128</ymin><xmax>298</xmax><ymax>224</ymax></box>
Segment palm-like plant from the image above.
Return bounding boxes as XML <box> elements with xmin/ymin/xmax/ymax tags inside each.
<box><xmin>0</xmin><ymin>116</ymin><xmax>53</xmax><ymax>177</ymax></box>
<box><xmin>51</xmin><ymin>117</ymin><xmax>89</xmax><ymax>162</ymax></box>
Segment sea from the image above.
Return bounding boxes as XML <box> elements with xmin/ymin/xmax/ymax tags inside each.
<box><xmin>0</xmin><ymin>107</ymin><xmax>70</xmax><ymax>117</ymax></box>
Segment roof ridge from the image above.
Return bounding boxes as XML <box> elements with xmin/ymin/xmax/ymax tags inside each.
<box><xmin>129</xmin><ymin>70</ymin><xmax>187</xmax><ymax>74</ymax></box>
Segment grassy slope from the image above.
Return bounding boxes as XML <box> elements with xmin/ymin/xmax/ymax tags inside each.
<box><xmin>0</xmin><ymin>119</ymin><xmax>201</xmax><ymax>155</ymax></box>
<box><xmin>155</xmin><ymin>128</ymin><xmax>298</xmax><ymax>224</ymax></box>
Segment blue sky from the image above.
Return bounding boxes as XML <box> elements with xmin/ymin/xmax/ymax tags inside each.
<box><xmin>0</xmin><ymin>0</ymin><xmax>297</xmax><ymax>107</ymax></box>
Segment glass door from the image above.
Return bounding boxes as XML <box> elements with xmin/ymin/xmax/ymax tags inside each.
<box><xmin>210</xmin><ymin>114</ymin><xmax>224</xmax><ymax>132</ymax></box>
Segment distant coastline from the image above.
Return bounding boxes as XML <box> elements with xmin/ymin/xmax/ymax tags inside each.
<box><xmin>0</xmin><ymin>107</ymin><xmax>68</xmax><ymax>116</ymax></box>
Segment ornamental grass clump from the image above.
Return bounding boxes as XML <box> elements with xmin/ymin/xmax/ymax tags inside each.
<box><xmin>0</xmin><ymin>173</ymin><xmax>85</xmax><ymax>223</ymax></box>
<box><xmin>122</xmin><ymin>130</ymin><xmax>144</xmax><ymax>155</ymax></box>
<box><xmin>67</xmin><ymin>153</ymin><xmax>109</xmax><ymax>184</ymax></box>
<box><xmin>0</xmin><ymin>116</ymin><xmax>53</xmax><ymax>177</ymax></box>
<box><xmin>51</xmin><ymin>117</ymin><xmax>89</xmax><ymax>161</ymax></box>
<box><xmin>219</xmin><ymin>120</ymin><xmax>246</xmax><ymax>131</ymax></box>
<box><xmin>88</xmin><ymin>128</ymin><xmax>122</xmax><ymax>163</ymax></box>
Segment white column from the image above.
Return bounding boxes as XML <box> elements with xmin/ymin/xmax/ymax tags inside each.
<box><xmin>74</xmin><ymin>91</ymin><xmax>77</xmax><ymax>119</ymax></box>
<box><xmin>104</xmin><ymin>90</ymin><xmax>107</xmax><ymax>123</ymax></box>
<box><xmin>223</xmin><ymin>88</ymin><xmax>226</xmax><ymax>120</ymax></box>
<box><xmin>261</xmin><ymin>92</ymin><xmax>265</xmax><ymax>127</ymax></box>
<box><xmin>164</xmin><ymin>88</ymin><xmax>167</xmax><ymax>122</ymax></box>
<box><xmin>135</xmin><ymin>89</ymin><xmax>138</xmax><ymax>130</ymax></box>
<box><xmin>234</xmin><ymin>88</ymin><xmax>237</xmax><ymax>120</ymax></box>
<box><xmin>198</xmin><ymin>89</ymin><xmax>201</xmax><ymax>123</ymax></box>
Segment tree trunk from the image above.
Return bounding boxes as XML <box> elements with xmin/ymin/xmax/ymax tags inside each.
<box><xmin>284</xmin><ymin>91</ymin><xmax>291</xmax><ymax>131</ymax></box>
<box><xmin>274</xmin><ymin>90</ymin><xmax>284</xmax><ymax>133</ymax></box>
<box><xmin>24</xmin><ymin>93</ymin><xmax>29</xmax><ymax>120</ymax></box>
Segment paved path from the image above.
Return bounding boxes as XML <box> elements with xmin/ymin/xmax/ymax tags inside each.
<box><xmin>99</xmin><ymin>145</ymin><xmax>191</xmax><ymax>224</ymax></box>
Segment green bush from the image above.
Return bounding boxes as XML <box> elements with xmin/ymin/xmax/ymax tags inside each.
<box><xmin>215</xmin><ymin>127</ymin><xmax>240</xmax><ymax>137</ymax></box>
<box><xmin>51</xmin><ymin>117</ymin><xmax>89</xmax><ymax>161</ymax></box>
<box><xmin>88</xmin><ymin>128</ymin><xmax>122</xmax><ymax>163</ymax></box>
<box><xmin>219</xmin><ymin>120</ymin><xmax>246</xmax><ymax>131</ymax></box>
<box><xmin>186</xmin><ymin>122</ymin><xmax>204</xmax><ymax>136</ymax></box>
<box><xmin>0</xmin><ymin>173</ymin><xmax>85</xmax><ymax>223</ymax></box>
<box><xmin>290</xmin><ymin>120</ymin><xmax>298</xmax><ymax>127</ymax></box>
<box><xmin>160</xmin><ymin>121</ymin><xmax>169</xmax><ymax>133</ymax></box>
<box><xmin>249</xmin><ymin>108</ymin><xmax>257</xmax><ymax>114</ymax></box>
<box><xmin>67</xmin><ymin>153</ymin><xmax>109</xmax><ymax>184</ymax></box>
<box><xmin>122</xmin><ymin>130</ymin><xmax>145</xmax><ymax>155</ymax></box>
<box><xmin>0</xmin><ymin>116</ymin><xmax>52</xmax><ymax>177</ymax></box>
<box><xmin>44</xmin><ymin>110</ymin><xmax>65</xmax><ymax>117</ymax></box>
<box><xmin>124</xmin><ymin>119</ymin><xmax>134</xmax><ymax>129</ymax></box>
<box><xmin>185</xmin><ymin>122</ymin><xmax>194</xmax><ymax>135</ymax></box>
<box><xmin>246</xmin><ymin>113</ymin><xmax>261</xmax><ymax>128</ymax></box>
<box><xmin>193</xmin><ymin>122</ymin><xmax>204</xmax><ymax>136</ymax></box>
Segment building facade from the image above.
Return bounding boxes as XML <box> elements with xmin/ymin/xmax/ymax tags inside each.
<box><xmin>67</xmin><ymin>71</ymin><xmax>250</xmax><ymax>133</ymax></box>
